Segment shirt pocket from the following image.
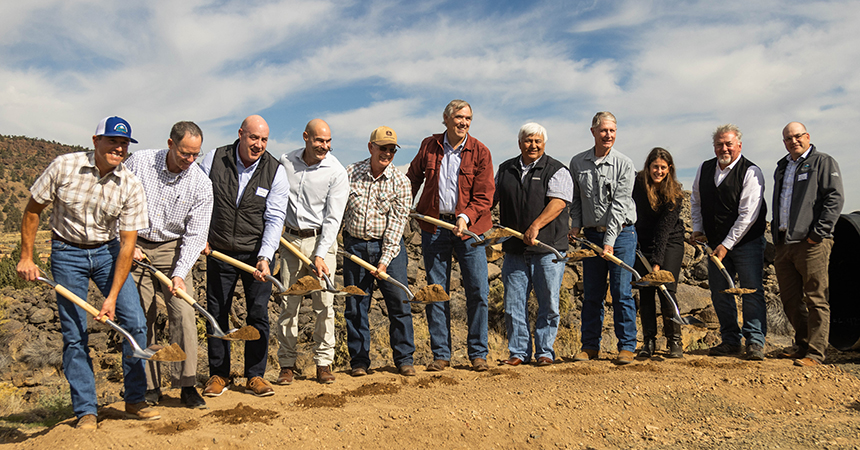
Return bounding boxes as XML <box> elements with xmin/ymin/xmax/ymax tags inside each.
<box><xmin>376</xmin><ymin>190</ymin><xmax>394</xmax><ymax>214</ymax></box>
<box><xmin>459</xmin><ymin>166</ymin><xmax>476</xmax><ymax>191</ymax></box>
<box><xmin>575</xmin><ymin>170</ymin><xmax>594</xmax><ymax>199</ymax></box>
<box><xmin>96</xmin><ymin>199</ymin><xmax>122</xmax><ymax>224</ymax></box>
<box><xmin>347</xmin><ymin>187</ymin><xmax>365</xmax><ymax>212</ymax></box>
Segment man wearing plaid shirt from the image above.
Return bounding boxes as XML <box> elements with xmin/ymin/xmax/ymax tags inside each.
<box><xmin>342</xmin><ymin>126</ymin><xmax>415</xmax><ymax>377</ymax></box>
<box><xmin>126</xmin><ymin>121</ymin><xmax>213</xmax><ymax>409</ymax></box>
<box><xmin>16</xmin><ymin>116</ymin><xmax>157</xmax><ymax>429</ymax></box>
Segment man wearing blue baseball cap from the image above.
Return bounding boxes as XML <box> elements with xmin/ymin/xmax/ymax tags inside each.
<box><xmin>17</xmin><ymin>116</ymin><xmax>157</xmax><ymax>430</ymax></box>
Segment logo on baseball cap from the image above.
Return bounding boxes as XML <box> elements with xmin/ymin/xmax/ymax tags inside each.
<box><xmin>369</xmin><ymin>126</ymin><xmax>399</xmax><ymax>147</ymax></box>
<box><xmin>95</xmin><ymin>116</ymin><xmax>138</xmax><ymax>143</ymax></box>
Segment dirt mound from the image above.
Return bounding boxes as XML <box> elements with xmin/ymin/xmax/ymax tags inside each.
<box><xmin>205</xmin><ymin>403</ymin><xmax>278</xmax><ymax>425</ymax></box>
<box><xmin>414</xmin><ymin>284</ymin><xmax>449</xmax><ymax>303</ymax></box>
<box><xmin>295</xmin><ymin>393</ymin><xmax>348</xmax><ymax>408</ymax></box>
<box><xmin>146</xmin><ymin>419</ymin><xmax>199</xmax><ymax>435</ymax></box>
<box><xmin>345</xmin><ymin>382</ymin><xmax>401</xmax><ymax>397</ymax></box>
<box><xmin>417</xmin><ymin>375</ymin><xmax>458</xmax><ymax>388</ymax></box>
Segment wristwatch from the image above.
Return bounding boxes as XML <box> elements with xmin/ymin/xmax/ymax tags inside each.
<box><xmin>257</xmin><ymin>256</ymin><xmax>270</xmax><ymax>264</ymax></box>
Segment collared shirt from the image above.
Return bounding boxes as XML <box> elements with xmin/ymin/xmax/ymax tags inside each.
<box><xmin>779</xmin><ymin>147</ymin><xmax>812</xmax><ymax>232</ymax></box>
<box><xmin>690</xmin><ymin>156</ymin><xmax>765</xmax><ymax>250</ymax></box>
<box><xmin>568</xmin><ymin>147</ymin><xmax>637</xmax><ymax>247</ymax></box>
<box><xmin>199</xmin><ymin>146</ymin><xmax>289</xmax><ymax>261</ymax></box>
<box><xmin>438</xmin><ymin>133</ymin><xmax>469</xmax><ymax>223</ymax></box>
<box><xmin>280</xmin><ymin>148</ymin><xmax>349</xmax><ymax>258</ymax></box>
<box><xmin>125</xmin><ymin>148</ymin><xmax>213</xmax><ymax>279</ymax></box>
<box><xmin>30</xmin><ymin>152</ymin><xmax>148</xmax><ymax>243</ymax></box>
<box><xmin>494</xmin><ymin>155</ymin><xmax>574</xmax><ymax>203</ymax></box>
<box><xmin>343</xmin><ymin>158</ymin><xmax>412</xmax><ymax>267</ymax></box>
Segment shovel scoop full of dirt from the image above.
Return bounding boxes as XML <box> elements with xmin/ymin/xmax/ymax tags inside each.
<box><xmin>723</xmin><ymin>287</ymin><xmax>757</xmax><ymax>294</ymax></box>
<box><xmin>342</xmin><ymin>285</ymin><xmax>367</xmax><ymax>296</ymax></box>
<box><xmin>222</xmin><ymin>326</ymin><xmax>261</xmax><ymax>341</ymax></box>
<box><xmin>639</xmin><ymin>270</ymin><xmax>675</xmax><ymax>284</ymax></box>
<box><xmin>414</xmin><ymin>284</ymin><xmax>450</xmax><ymax>303</ymax></box>
<box><xmin>148</xmin><ymin>343</ymin><xmax>187</xmax><ymax>362</ymax></box>
<box><xmin>485</xmin><ymin>228</ymin><xmax>519</xmax><ymax>241</ymax></box>
<box><xmin>284</xmin><ymin>276</ymin><xmax>322</xmax><ymax>294</ymax></box>
<box><xmin>566</xmin><ymin>249</ymin><xmax>597</xmax><ymax>261</ymax></box>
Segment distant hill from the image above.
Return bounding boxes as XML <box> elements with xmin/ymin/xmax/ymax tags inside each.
<box><xmin>0</xmin><ymin>135</ymin><xmax>88</xmax><ymax>234</ymax></box>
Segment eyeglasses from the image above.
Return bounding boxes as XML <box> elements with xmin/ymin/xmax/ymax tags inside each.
<box><xmin>374</xmin><ymin>143</ymin><xmax>398</xmax><ymax>154</ymax></box>
<box><xmin>783</xmin><ymin>132</ymin><xmax>808</xmax><ymax>143</ymax></box>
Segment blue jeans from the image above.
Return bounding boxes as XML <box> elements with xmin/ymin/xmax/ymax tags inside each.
<box><xmin>708</xmin><ymin>235</ymin><xmax>767</xmax><ymax>347</ymax></box>
<box><xmin>502</xmin><ymin>252</ymin><xmax>563</xmax><ymax>361</ymax></box>
<box><xmin>206</xmin><ymin>251</ymin><xmax>272</xmax><ymax>378</ymax></box>
<box><xmin>581</xmin><ymin>226</ymin><xmax>638</xmax><ymax>352</ymax></box>
<box><xmin>343</xmin><ymin>234</ymin><xmax>414</xmax><ymax>368</ymax></box>
<box><xmin>51</xmin><ymin>240</ymin><xmax>147</xmax><ymax>418</ymax></box>
<box><xmin>421</xmin><ymin>227</ymin><xmax>489</xmax><ymax>360</ymax></box>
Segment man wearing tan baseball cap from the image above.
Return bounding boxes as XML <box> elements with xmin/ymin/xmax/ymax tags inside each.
<box><xmin>341</xmin><ymin>126</ymin><xmax>416</xmax><ymax>376</ymax></box>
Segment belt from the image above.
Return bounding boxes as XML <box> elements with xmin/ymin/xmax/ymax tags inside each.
<box><xmin>137</xmin><ymin>237</ymin><xmax>178</xmax><ymax>246</ymax></box>
<box><xmin>584</xmin><ymin>223</ymin><xmax>632</xmax><ymax>233</ymax></box>
<box><xmin>285</xmin><ymin>227</ymin><xmax>320</xmax><ymax>238</ymax></box>
<box><xmin>439</xmin><ymin>213</ymin><xmax>457</xmax><ymax>222</ymax></box>
<box><xmin>52</xmin><ymin>232</ymin><xmax>108</xmax><ymax>250</ymax></box>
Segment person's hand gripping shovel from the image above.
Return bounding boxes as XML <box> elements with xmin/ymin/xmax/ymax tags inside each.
<box><xmin>337</xmin><ymin>249</ymin><xmax>449</xmax><ymax>304</ymax></box>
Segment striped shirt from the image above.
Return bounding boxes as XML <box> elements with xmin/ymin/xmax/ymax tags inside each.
<box><xmin>30</xmin><ymin>151</ymin><xmax>148</xmax><ymax>244</ymax></box>
<box><xmin>343</xmin><ymin>158</ymin><xmax>411</xmax><ymax>267</ymax></box>
<box><xmin>125</xmin><ymin>148</ymin><xmax>214</xmax><ymax>279</ymax></box>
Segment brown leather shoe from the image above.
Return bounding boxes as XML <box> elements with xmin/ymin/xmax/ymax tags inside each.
<box><xmin>535</xmin><ymin>356</ymin><xmax>554</xmax><ymax>367</ymax></box>
<box><xmin>276</xmin><ymin>367</ymin><xmax>295</xmax><ymax>385</ymax></box>
<box><xmin>615</xmin><ymin>350</ymin><xmax>635</xmax><ymax>365</ymax></box>
<box><xmin>794</xmin><ymin>357</ymin><xmax>822</xmax><ymax>367</ymax></box>
<box><xmin>471</xmin><ymin>358</ymin><xmax>489</xmax><ymax>372</ymax></box>
<box><xmin>499</xmin><ymin>357</ymin><xmax>523</xmax><ymax>366</ymax></box>
<box><xmin>426</xmin><ymin>359</ymin><xmax>450</xmax><ymax>372</ymax></box>
<box><xmin>398</xmin><ymin>365</ymin><xmax>416</xmax><ymax>376</ymax></box>
<box><xmin>76</xmin><ymin>414</ymin><xmax>97</xmax><ymax>430</ymax></box>
<box><xmin>245</xmin><ymin>376</ymin><xmax>275</xmax><ymax>397</ymax></box>
<box><xmin>317</xmin><ymin>365</ymin><xmax>336</xmax><ymax>384</ymax></box>
<box><xmin>573</xmin><ymin>349</ymin><xmax>598</xmax><ymax>362</ymax></box>
<box><xmin>125</xmin><ymin>402</ymin><xmax>161</xmax><ymax>421</ymax></box>
<box><xmin>350</xmin><ymin>367</ymin><xmax>368</xmax><ymax>377</ymax></box>
<box><xmin>203</xmin><ymin>375</ymin><xmax>228</xmax><ymax>397</ymax></box>
<box><xmin>778</xmin><ymin>348</ymin><xmax>806</xmax><ymax>359</ymax></box>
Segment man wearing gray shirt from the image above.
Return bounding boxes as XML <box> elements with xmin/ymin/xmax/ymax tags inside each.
<box><xmin>568</xmin><ymin>111</ymin><xmax>638</xmax><ymax>365</ymax></box>
<box><xmin>276</xmin><ymin>118</ymin><xmax>349</xmax><ymax>384</ymax></box>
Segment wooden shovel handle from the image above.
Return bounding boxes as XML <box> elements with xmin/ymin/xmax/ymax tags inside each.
<box><xmin>343</xmin><ymin>252</ymin><xmax>391</xmax><ymax>281</ymax></box>
<box><xmin>52</xmin><ymin>284</ymin><xmax>107</xmax><ymax>323</ymax></box>
<box><xmin>497</xmin><ymin>225</ymin><xmax>550</xmax><ymax>248</ymax></box>
<box><xmin>146</xmin><ymin>265</ymin><xmax>198</xmax><ymax>306</ymax></box>
<box><xmin>279</xmin><ymin>237</ymin><xmax>314</xmax><ymax>266</ymax></box>
<box><xmin>210</xmin><ymin>250</ymin><xmax>258</xmax><ymax>275</ymax></box>
<box><xmin>410</xmin><ymin>213</ymin><xmax>456</xmax><ymax>231</ymax></box>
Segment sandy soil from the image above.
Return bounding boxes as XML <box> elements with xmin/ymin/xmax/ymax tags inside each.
<box><xmin>4</xmin><ymin>352</ymin><xmax>860</xmax><ymax>450</ymax></box>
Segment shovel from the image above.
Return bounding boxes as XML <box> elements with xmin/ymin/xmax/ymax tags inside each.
<box><xmin>134</xmin><ymin>258</ymin><xmax>261</xmax><ymax>341</ymax></box>
<box><xmin>409</xmin><ymin>212</ymin><xmax>485</xmax><ymax>243</ymax></box>
<box><xmin>36</xmin><ymin>270</ymin><xmax>186</xmax><ymax>362</ymax></box>
<box><xmin>470</xmin><ymin>224</ymin><xmax>569</xmax><ymax>263</ymax></box>
<box><xmin>635</xmin><ymin>251</ymin><xmax>705</xmax><ymax>327</ymax></box>
<box><xmin>209</xmin><ymin>250</ymin><xmax>288</xmax><ymax>294</ymax></box>
<box><xmin>569</xmin><ymin>235</ymin><xmax>669</xmax><ymax>288</ymax></box>
<box><xmin>696</xmin><ymin>241</ymin><xmax>756</xmax><ymax>295</ymax></box>
<box><xmin>279</xmin><ymin>237</ymin><xmax>364</xmax><ymax>296</ymax></box>
<box><xmin>337</xmin><ymin>249</ymin><xmax>450</xmax><ymax>304</ymax></box>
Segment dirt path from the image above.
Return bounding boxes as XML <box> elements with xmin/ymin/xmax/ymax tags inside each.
<box><xmin>4</xmin><ymin>353</ymin><xmax>860</xmax><ymax>450</ymax></box>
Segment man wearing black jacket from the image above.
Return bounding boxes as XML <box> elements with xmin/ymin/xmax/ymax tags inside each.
<box><xmin>772</xmin><ymin>122</ymin><xmax>843</xmax><ymax>367</ymax></box>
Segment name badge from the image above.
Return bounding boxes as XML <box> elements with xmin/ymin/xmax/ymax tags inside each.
<box><xmin>797</xmin><ymin>173</ymin><xmax>808</xmax><ymax>181</ymax></box>
<box><xmin>256</xmin><ymin>187</ymin><xmax>269</xmax><ymax>197</ymax></box>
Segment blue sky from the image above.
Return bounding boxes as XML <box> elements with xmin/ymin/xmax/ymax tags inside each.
<box><xmin>2</xmin><ymin>0</ymin><xmax>859</xmax><ymax>211</ymax></box>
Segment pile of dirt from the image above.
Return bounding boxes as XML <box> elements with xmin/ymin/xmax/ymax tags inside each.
<box><xmin>413</xmin><ymin>284</ymin><xmax>448</xmax><ymax>304</ymax></box>
<box><xmin>565</xmin><ymin>249</ymin><xmax>597</xmax><ymax>261</ymax></box>
<box><xmin>341</xmin><ymin>285</ymin><xmax>366</xmax><ymax>296</ymax></box>
<box><xmin>639</xmin><ymin>269</ymin><xmax>675</xmax><ymax>284</ymax></box>
<box><xmin>205</xmin><ymin>403</ymin><xmax>278</xmax><ymax>425</ymax></box>
<box><xmin>283</xmin><ymin>275</ymin><xmax>321</xmax><ymax>295</ymax></box>
<box><xmin>147</xmin><ymin>343</ymin><xmax>187</xmax><ymax>362</ymax></box>
<box><xmin>221</xmin><ymin>325</ymin><xmax>260</xmax><ymax>341</ymax></box>
<box><xmin>145</xmin><ymin>419</ymin><xmax>199</xmax><ymax>435</ymax></box>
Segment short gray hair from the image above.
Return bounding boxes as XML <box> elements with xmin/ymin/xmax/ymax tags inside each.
<box><xmin>518</xmin><ymin>122</ymin><xmax>547</xmax><ymax>143</ymax></box>
<box><xmin>712</xmin><ymin>124</ymin><xmax>742</xmax><ymax>142</ymax></box>
<box><xmin>442</xmin><ymin>99</ymin><xmax>472</xmax><ymax>123</ymax></box>
<box><xmin>591</xmin><ymin>111</ymin><xmax>617</xmax><ymax>129</ymax></box>
<box><xmin>170</xmin><ymin>121</ymin><xmax>203</xmax><ymax>144</ymax></box>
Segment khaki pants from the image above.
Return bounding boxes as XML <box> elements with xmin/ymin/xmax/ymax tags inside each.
<box><xmin>276</xmin><ymin>234</ymin><xmax>337</xmax><ymax>367</ymax></box>
<box><xmin>132</xmin><ymin>239</ymin><xmax>198</xmax><ymax>389</ymax></box>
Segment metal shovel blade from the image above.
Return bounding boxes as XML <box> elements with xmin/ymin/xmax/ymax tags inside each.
<box><xmin>472</xmin><ymin>225</ymin><xmax>570</xmax><ymax>263</ymax></box>
<box><xmin>633</xmin><ymin>251</ymin><xmax>705</xmax><ymax>327</ymax></box>
<box><xmin>696</xmin><ymin>242</ymin><xmax>757</xmax><ymax>295</ymax></box>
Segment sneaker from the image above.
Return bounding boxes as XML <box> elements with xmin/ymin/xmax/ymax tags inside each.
<box><xmin>180</xmin><ymin>386</ymin><xmax>208</xmax><ymax>409</ymax></box>
<box><xmin>745</xmin><ymin>343</ymin><xmax>765</xmax><ymax>361</ymax></box>
<box><xmin>125</xmin><ymin>402</ymin><xmax>161</xmax><ymax>421</ymax></box>
<box><xmin>203</xmin><ymin>375</ymin><xmax>229</xmax><ymax>397</ymax></box>
<box><xmin>245</xmin><ymin>376</ymin><xmax>275</xmax><ymax>397</ymax></box>
<box><xmin>144</xmin><ymin>388</ymin><xmax>162</xmax><ymax>406</ymax></box>
<box><xmin>76</xmin><ymin>414</ymin><xmax>97</xmax><ymax>430</ymax></box>
<box><xmin>317</xmin><ymin>365</ymin><xmax>336</xmax><ymax>384</ymax></box>
<box><xmin>708</xmin><ymin>342</ymin><xmax>742</xmax><ymax>357</ymax></box>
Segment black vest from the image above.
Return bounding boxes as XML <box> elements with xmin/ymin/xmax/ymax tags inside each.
<box><xmin>698</xmin><ymin>156</ymin><xmax>767</xmax><ymax>247</ymax></box>
<box><xmin>497</xmin><ymin>155</ymin><xmax>570</xmax><ymax>254</ymax></box>
<box><xmin>208</xmin><ymin>141</ymin><xmax>279</xmax><ymax>253</ymax></box>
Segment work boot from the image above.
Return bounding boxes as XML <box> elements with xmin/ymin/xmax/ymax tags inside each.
<box><xmin>708</xmin><ymin>342</ymin><xmax>742</xmax><ymax>357</ymax></box>
<box><xmin>125</xmin><ymin>402</ymin><xmax>161</xmax><ymax>421</ymax></box>
<box><xmin>317</xmin><ymin>365</ymin><xmax>336</xmax><ymax>384</ymax></box>
<box><xmin>144</xmin><ymin>388</ymin><xmax>162</xmax><ymax>406</ymax></box>
<box><xmin>76</xmin><ymin>414</ymin><xmax>97</xmax><ymax>430</ymax></box>
<box><xmin>573</xmin><ymin>349</ymin><xmax>598</xmax><ymax>362</ymax></box>
<box><xmin>667</xmin><ymin>339</ymin><xmax>684</xmax><ymax>359</ymax></box>
<box><xmin>745</xmin><ymin>342</ymin><xmax>765</xmax><ymax>361</ymax></box>
<box><xmin>180</xmin><ymin>386</ymin><xmax>208</xmax><ymax>409</ymax></box>
<box><xmin>637</xmin><ymin>339</ymin><xmax>656</xmax><ymax>358</ymax></box>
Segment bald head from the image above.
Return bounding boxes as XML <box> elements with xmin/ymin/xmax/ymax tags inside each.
<box><xmin>782</xmin><ymin>121</ymin><xmax>810</xmax><ymax>160</ymax></box>
<box><xmin>237</xmin><ymin>115</ymin><xmax>269</xmax><ymax>167</ymax></box>
<box><xmin>302</xmin><ymin>118</ymin><xmax>333</xmax><ymax>166</ymax></box>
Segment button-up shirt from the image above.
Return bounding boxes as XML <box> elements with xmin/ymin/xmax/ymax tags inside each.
<box><xmin>568</xmin><ymin>147</ymin><xmax>637</xmax><ymax>247</ymax></box>
<box><xmin>199</xmin><ymin>146</ymin><xmax>289</xmax><ymax>261</ymax></box>
<box><xmin>30</xmin><ymin>152</ymin><xmax>148</xmax><ymax>244</ymax></box>
<box><xmin>125</xmin><ymin>148</ymin><xmax>213</xmax><ymax>279</ymax></box>
<box><xmin>343</xmin><ymin>158</ymin><xmax>412</xmax><ymax>267</ymax></box>
<box><xmin>778</xmin><ymin>147</ymin><xmax>812</xmax><ymax>232</ymax></box>
<box><xmin>280</xmin><ymin>149</ymin><xmax>349</xmax><ymax>258</ymax></box>
<box><xmin>438</xmin><ymin>134</ymin><xmax>470</xmax><ymax>223</ymax></box>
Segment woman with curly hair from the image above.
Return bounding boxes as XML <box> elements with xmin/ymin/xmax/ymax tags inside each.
<box><xmin>633</xmin><ymin>147</ymin><xmax>686</xmax><ymax>358</ymax></box>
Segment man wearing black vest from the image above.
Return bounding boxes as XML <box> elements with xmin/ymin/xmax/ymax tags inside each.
<box><xmin>198</xmin><ymin>115</ymin><xmax>289</xmax><ymax>397</ymax></box>
<box><xmin>772</xmin><ymin>122</ymin><xmax>843</xmax><ymax>367</ymax></box>
<box><xmin>691</xmin><ymin>124</ymin><xmax>767</xmax><ymax>361</ymax></box>
<box><xmin>495</xmin><ymin>123</ymin><xmax>572</xmax><ymax>367</ymax></box>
